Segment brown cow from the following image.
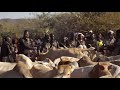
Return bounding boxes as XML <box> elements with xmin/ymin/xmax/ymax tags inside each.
<box><xmin>30</xmin><ymin>63</ymin><xmax>58</xmax><ymax>78</ymax></box>
<box><xmin>88</xmin><ymin>62</ymin><xmax>112</xmax><ymax>78</ymax></box>
<box><xmin>37</xmin><ymin>48</ymin><xmax>95</xmax><ymax>62</ymax></box>
<box><xmin>30</xmin><ymin>57</ymin><xmax>77</xmax><ymax>78</ymax></box>
<box><xmin>53</xmin><ymin>57</ymin><xmax>79</xmax><ymax>78</ymax></box>
<box><xmin>71</xmin><ymin>62</ymin><xmax>120</xmax><ymax>78</ymax></box>
<box><xmin>37</xmin><ymin>48</ymin><xmax>84</xmax><ymax>61</ymax></box>
<box><xmin>100</xmin><ymin>64</ymin><xmax>120</xmax><ymax>78</ymax></box>
<box><xmin>53</xmin><ymin>73</ymin><xmax>71</xmax><ymax>78</ymax></box>
<box><xmin>57</xmin><ymin>61</ymin><xmax>76</xmax><ymax>75</ymax></box>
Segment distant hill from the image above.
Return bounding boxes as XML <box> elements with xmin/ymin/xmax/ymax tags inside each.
<box><xmin>0</xmin><ymin>18</ymin><xmax>34</xmax><ymax>24</ymax></box>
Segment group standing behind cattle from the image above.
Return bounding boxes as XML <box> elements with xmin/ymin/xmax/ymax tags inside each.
<box><xmin>0</xmin><ymin>29</ymin><xmax>120</xmax><ymax>63</ymax></box>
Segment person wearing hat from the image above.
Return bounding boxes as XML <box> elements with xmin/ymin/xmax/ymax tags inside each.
<box><xmin>104</xmin><ymin>30</ymin><xmax>116</xmax><ymax>56</ymax></box>
<box><xmin>76</xmin><ymin>33</ymin><xmax>87</xmax><ymax>49</ymax></box>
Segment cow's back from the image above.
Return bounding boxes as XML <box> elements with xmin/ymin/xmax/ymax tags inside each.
<box><xmin>70</xmin><ymin>65</ymin><xmax>94</xmax><ymax>78</ymax></box>
<box><xmin>38</xmin><ymin>48</ymin><xmax>83</xmax><ymax>61</ymax></box>
<box><xmin>0</xmin><ymin>70</ymin><xmax>24</xmax><ymax>78</ymax></box>
<box><xmin>0</xmin><ymin>62</ymin><xmax>16</xmax><ymax>74</ymax></box>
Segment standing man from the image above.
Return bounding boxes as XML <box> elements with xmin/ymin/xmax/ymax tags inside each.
<box><xmin>1</xmin><ymin>36</ymin><xmax>14</xmax><ymax>62</ymax></box>
<box><xmin>18</xmin><ymin>30</ymin><xmax>35</xmax><ymax>58</ymax></box>
<box><xmin>40</xmin><ymin>33</ymin><xmax>50</xmax><ymax>53</ymax></box>
<box><xmin>49</xmin><ymin>33</ymin><xmax>59</xmax><ymax>48</ymax></box>
<box><xmin>112</xmin><ymin>29</ymin><xmax>120</xmax><ymax>55</ymax></box>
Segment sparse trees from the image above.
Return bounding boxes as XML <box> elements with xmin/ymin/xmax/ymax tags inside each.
<box><xmin>0</xmin><ymin>12</ymin><xmax>120</xmax><ymax>44</ymax></box>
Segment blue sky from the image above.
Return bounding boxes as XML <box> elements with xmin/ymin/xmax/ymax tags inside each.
<box><xmin>0</xmin><ymin>12</ymin><xmax>42</xmax><ymax>19</ymax></box>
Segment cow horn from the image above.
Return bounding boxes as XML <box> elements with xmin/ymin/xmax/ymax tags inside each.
<box><xmin>60</xmin><ymin>57</ymin><xmax>63</xmax><ymax>61</ymax></box>
<box><xmin>39</xmin><ymin>50</ymin><xmax>49</xmax><ymax>55</ymax></box>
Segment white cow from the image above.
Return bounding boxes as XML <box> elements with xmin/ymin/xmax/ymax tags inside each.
<box><xmin>0</xmin><ymin>54</ymin><xmax>34</xmax><ymax>78</ymax></box>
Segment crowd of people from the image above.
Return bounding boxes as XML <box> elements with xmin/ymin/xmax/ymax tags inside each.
<box><xmin>0</xmin><ymin>29</ymin><xmax>120</xmax><ymax>62</ymax></box>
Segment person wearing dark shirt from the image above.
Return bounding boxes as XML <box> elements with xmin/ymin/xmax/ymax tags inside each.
<box><xmin>49</xmin><ymin>33</ymin><xmax>59</xmax><ymax>48</ymax></box>
<box><xmin>40</xmin><ymin>33</ymin><xmax>50</xmax><ymax>53</ymax></box>
<box><xmin>12</xmin><ymin>34</ymin><xmax>19</xmax><ymax>61</ymax></box>
<box><xmin>1</xmin><ymin>36</ymin><xmax>14</xmax><ymax>62</ymax></box>
<box><xmin>50</xmin><ymin>33</ymin><xmax>54</xmax><ymax>48</ymax></box>
<box><xmin>112</xmin><ymin>29</ymin><xmax>120</xmax><ymax>55</ymax></box>
<box><xmin>18</xmin><ymin>30</ymin><xmax>35</xmax><ymax>57</ymax></box>
<box><xmin>69</xmin><ymin>32</ymin><xmax>76</xmax><ymax>48</ymax></box>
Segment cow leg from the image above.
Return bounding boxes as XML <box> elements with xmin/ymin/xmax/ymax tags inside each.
<box><xmin>8</xmin><ymin>55</ymin><xmax>15</xmax><ymax>63</ymax></box>
<box><xmin>2</xmin><ymin>57</ymin><xmax>9</xmax><ymax>62</ymax></box>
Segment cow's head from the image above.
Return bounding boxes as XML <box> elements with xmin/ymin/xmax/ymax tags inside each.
<box><xmin>88</xmin><ymin>62</ymin><xmax>112</xmax><ymax>78</ymax></box>
<box><xmin>57</xmin><ymin>58</ymin><xmax>76</xmax><ymax>75</ymax></box>
<box><xmin>57</xmin><ymin>64</ymin><xmax>75</xmax><ymax>76</ymax></box>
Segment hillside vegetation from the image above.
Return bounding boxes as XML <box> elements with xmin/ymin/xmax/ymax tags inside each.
<box><xmin>0</xmin><ymin>12</ymin><xmax>120</xmax><ymax>42</ymax></box>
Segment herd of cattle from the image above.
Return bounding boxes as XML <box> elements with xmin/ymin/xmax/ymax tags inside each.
<box><xmin>0</xmin><ymin>47</ymin><xmax>120</xmax><ymax>78</ymax></box>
